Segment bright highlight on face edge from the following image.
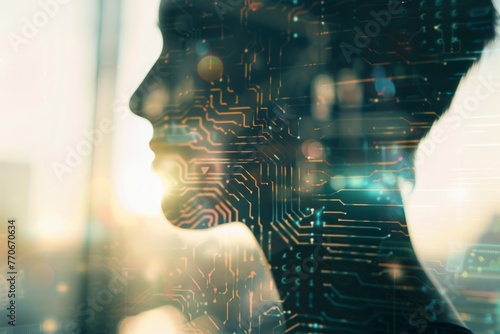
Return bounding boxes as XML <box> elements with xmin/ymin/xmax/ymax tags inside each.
<box><xmin>114</xmin><ymin>116</ymin><xmax>164</xmax><ymax>218</ymax></box>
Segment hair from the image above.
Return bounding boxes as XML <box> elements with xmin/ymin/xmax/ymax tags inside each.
<box><xmin>157</xmin><ymin>0</ymin><xmax>497</xmax><ymax>154</ymax></box>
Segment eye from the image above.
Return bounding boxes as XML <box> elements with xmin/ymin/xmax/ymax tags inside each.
<box><xmin>160</xmin><ymin>27</ymin><xmax>192</xmax><ymax>51</ymax></box>
<box><xmin>158</xmin><ymin>7</ymin><xmax>193</xmax><ymax>37</ymax></box>
<box><xmin>173</xmin><ymin>15</ymin><xmax>192</xmax><ymax>37</ymax></box>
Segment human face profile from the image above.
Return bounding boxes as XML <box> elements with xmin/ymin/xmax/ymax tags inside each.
<box><xmin>131</xmin><ymin>0</ymin><xmax>410</xmax><ymax>232</ymax></box>
<box><xmin>129</xmin><ymin>0</ymin><xmax>497</xmax><ymax>332</ymax></box>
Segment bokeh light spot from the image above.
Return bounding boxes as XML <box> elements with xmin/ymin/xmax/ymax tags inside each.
<box><xmin>301</xmin><ymin>139</ymin><xmax>324</xmax><ymax>159</ymax></box>
<box><xmin>330</xmin><ymin>175</ymin><xmax>347</xmax><ymax>191</ymax></box>
<box><xmin>42</xmin><ymin>318</ymin><xmax>58</xmax><ymax>333</ymax></box>
<box><xmin>57</xmin><ymin>282</ymin><xmax>69</xmax><ymax>293</ymax></box>
<box><xmin>197</xmin><ymin>55</ymin><xmax>223</xmax><ymax>82</ymax></box>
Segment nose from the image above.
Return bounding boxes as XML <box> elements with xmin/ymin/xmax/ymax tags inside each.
<box><xmin>129</xmin><ymin>60</ymin><xmax>169</xmax><ymax>123</ymax></box>
<box><xmin>130</xmin><ymin>57</ymin><xmax>197</xmax><ymax>124</ymax></box>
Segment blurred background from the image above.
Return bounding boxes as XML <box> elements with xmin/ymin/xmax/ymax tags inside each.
<box><xmin>0</xmin><ymin>0</ymin><xmax>499</xmax><ymax>333</ymax></box>
<box><xmin>0</xmin><ymin>0</ymin><xmax>164</xmax><ymax>332</ymax></box>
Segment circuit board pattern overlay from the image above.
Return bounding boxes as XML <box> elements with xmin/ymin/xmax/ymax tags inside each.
<box><xmin>128</xmin><ymin>0</ymin><xmax>497</xmax><ymax>332</ymax></box>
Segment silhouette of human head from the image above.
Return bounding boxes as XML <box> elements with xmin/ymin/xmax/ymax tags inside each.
<box><xmin>130</xmin><ymin>0</ymin><xmax>497</xmax><ymax>332</ymax></box>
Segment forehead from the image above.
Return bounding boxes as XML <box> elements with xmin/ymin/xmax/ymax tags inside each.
<box><xmin>155</xmin><ymin>0</ymin><xmax>415</xmax><ymax>55</ymax></box>
<box><xmin>157</xmin><ymin>0</ymin><xmax>304</xmax><ymax>35</ymax></box>
<box><xmin>157</xmin><ymin>0</ymin><xmax>497</xmax><ymax>33</ymax></box>
<box><xmin>160</xmin><ymin>2</ymin><xmax>336</xmax><ymax>64</ymax></box>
